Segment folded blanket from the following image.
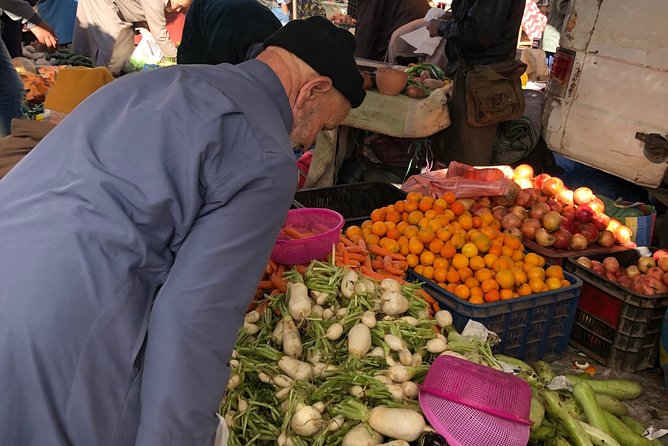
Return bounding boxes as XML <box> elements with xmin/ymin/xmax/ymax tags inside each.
<box><xmin>492</xmin><ymin>115</ymin><xmax>538</xmax><ymax>165</ymax></box>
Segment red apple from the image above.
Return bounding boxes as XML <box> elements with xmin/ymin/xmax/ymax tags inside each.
<box><xmin>552</xmin><ymin>229</ymin><xmax>572</xmax><ymax>250</ymax></box>
<box><xmin>575</xmin><ymin>222</ymin><xmax>599</xmax><ymax>244</ymax></box>
<box><xmin>530</xmin><ymin>202</ymin><xmax>550</xmax><ymax>220</ymax></box>
<box><xmin>546</xmin><ymin>198</ymin><xmax>563</xmax><ymax>214</ymax></box>
<box><xmin>533</xmin><ymin>174</ymin><xmax>552</xmax><ymax>190</ymax></box>
<box><xmin>614</xmin><ymin>225</ymin><xmax>633</xmax><ymax>245</ymax></box>
<box><xmin>592</xmin><ymin>213</ymin><xmax>610</xmax><ymax>231</ymax></box>
<box><xmin>562</xmin><ymin>205</ymin><xmax>577</xmax><ymax>223</ymax></box>
<box><xmin>597</xmin><ymin>230</ymin><xmax>615</xmax><ymax>248</ymax></box>
<box><xmin>570</xmin><ymin>234</ymin><xmax>589</xmax><ymax>250</ymax></box>
<box><xmin>574</xmin><ymin>187</ymin><xmax>594</xmax><ymax>205</ymax></box>
<box><xmin>575</xmin><ymin>206</ymin><xmax>594</xmax><ymax>224</ymax></box>
<box><xmin>520</xmin><ymin>218</ymin><xmax>542</xmax><ymax>241</ymax></box>
<box><xmin>603</xmin><ymin>257</ymin><xmax>620</xmax><ymax>274</ymax></box>
<box><xmin>557</xmin><ymin>189</ymin><xmax>574</xmax><ymax>207</ymax></box>
<box><xmin>543</xmin><ymin>211</ymin><xmax>562</xmax><ymax>231</ymax></box>
<box><xmin>542</xmin><ymin>177</ymin><xmax>565</xmax><ymax>197</ymax></box>
<box><xmin>560</xmin><ymin>218</ymin><xmax>575</xmax><ymax>234</ymax></box>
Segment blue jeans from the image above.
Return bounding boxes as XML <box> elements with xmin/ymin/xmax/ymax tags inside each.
<box><xmin>0</xmin><ymin>21</ymin><xmax>25</xmax><ymax>137</ymax></box>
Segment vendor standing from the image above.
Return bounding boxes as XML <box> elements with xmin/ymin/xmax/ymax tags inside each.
<box><xmin>72</xmin><ymin>0</ymin><xmax>192</xmax><ymax>74</ymax></box>
<box><xmin>428</xmin><ymin>0</ymin><xmax>525</xmax><ymax>165</ymax></box>
<box><xmin>0</xmin><ymin>16</ymin><xmax>364</xmax><ymax>446</ymax></box>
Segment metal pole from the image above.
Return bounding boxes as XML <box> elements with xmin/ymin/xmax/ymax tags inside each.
<box><xmin>292</xmin><ymin>0</ymin><xmax>298</xmax><ymax>20</ymax></box>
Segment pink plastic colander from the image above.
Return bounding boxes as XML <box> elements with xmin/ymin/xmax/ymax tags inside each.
<box><xmin>270</xmin><ymin>208</ymin><xmax>344</xmax><ymax>265</ymax></box>
<box><xmin>419</xmin><ymin>355</ymin><xmax>533</xmax><ymax>446</ymax></box>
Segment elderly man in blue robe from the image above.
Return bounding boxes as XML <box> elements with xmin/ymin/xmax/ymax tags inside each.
<box><xmin>0</xmin><ymin>16</ymin><xmax>364</xmax><ymax>446</ymax></box>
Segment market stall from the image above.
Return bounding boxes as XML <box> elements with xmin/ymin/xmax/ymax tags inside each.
<box><xmin>220</xmin><ymin>162</ymin><xmax>667</xmax><ymax>445</ymax></box>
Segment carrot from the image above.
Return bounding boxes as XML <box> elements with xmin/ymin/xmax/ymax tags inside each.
<box><xmin>270</xmin><ymin>274</ymin><xmax>287</xmax><ymax>293</ymax></box>
<box><xmin>284</xmin><ymin>227</ymin><xmax>308</xmax><ymax>239</ymax></box>
<box><xmin>393</xmin><ymin>261</ymin><xmax>408</xmax><ymax>271</ymax></box>
<box><xmin>256</xmin><ymin>299</ymin><xmax>271</xmax><ymax>314</ymax></box>
<box><xmin>368</xmin><ymin>245</ymin><xmax>406</xmax><ymax>261</ymax></box>
<box><xmin>347</xmin><ymin>253</ymin><xmax>368</xmax><ymax>262</ymax></box>
<box><xmin>340</xmin><ymin>236</ymin><xmax>357</xmax><ymax>247</ymax></box>
<box><xmin>276</xmin><ymin>264</ymin><xmax>287</xmax><ymax>276</ymax></box>
<box><xmin>294</xmin><ymin>264</ymin><xmax>307</xmax><ymax>275</ymax></box>
<box><xmin>360</xmin><ymin>266</ymin><xmax>386</xmax><ymax>281</ymax></box>
<box><xmin>265</xmin><ymin>262</ymin><xmax>274</xmax><ymax>275</ymax></box>
<box><xmin>258</xmin><ymin>280</ymin><xmax>273</xmax><ymax>289</ymax></box>
<box><xmin>363</xmin><ymin>255</ymin><xmax>373</xmax><ymax>269</ymax></box>
<box><xmin>357</xmin><ymin>238</ymin><xmax>367</xmax><ymax>250</ymax></box>
<box><xmin>383</xmin><ymin>255</ymin><xmax>405</xmax><ymax>276</ymax></box>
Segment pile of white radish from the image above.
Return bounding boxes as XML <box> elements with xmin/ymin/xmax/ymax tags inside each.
<box><xmin>220</xmin><ymin>260</ymin><xmax>457</xmax><ymax>446</ymax></box>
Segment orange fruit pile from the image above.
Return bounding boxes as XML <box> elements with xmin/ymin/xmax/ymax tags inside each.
<box><xmin>345</xmin><ymin>192</ymin><xmax>570</xmax><ymax>305</ymax></box>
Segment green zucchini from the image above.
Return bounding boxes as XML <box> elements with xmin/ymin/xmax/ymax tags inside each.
<box><xmin>595</xmin><ymin>394</ymin><xmax>627</xmax><ymax>417</ymax></box>
<box><xmin>573</xmin><ymin>382</ymin><xmax>611</xmax><ymax>435</ymax></box>
<box><xmin>620</xmin><ymin>417</ymin><xmax>662</xmax><ymax>446</ymax></box>
<box><xmin>530</xmin><ymin>394</ymin><xmax>545</xmax><ymax>431</ymax></box>
<box><xmin>566</xmin><ymin>375</ymin><xmax>643</xmax><ymax>400</ymax></box>
<box><xmin>496</xmin><ymin>354</ymin><xmax>536</xmax><ymax>374</ymax></box>
<box><xmin>563</xmin><ymin>398</ymin><xmax>583</xmax><ymax>419</ymax></box>
<box><xmin>578</xmin><ymin>420</ymin><xmax>621</xmax><ymax>446</ymax></box>
<box><xmin>553</xmin><ymin>436</ymin><xmax>573</xmax><ymax>446</ymax></box>
<box><xmin>541</xmin><ymin>390</ymin><xmax>593</xmax><ymax>446</ymax></box>
<box><xmin>530</xmin><ymin>424</ymin><xmax>555</xmax><ymax>442</ymax></box>
<box><xmin>535</xmin><ymin>360</ymin><xmax>555</xmax><ymax>386</ymax></box>
<box><xmin>603</xmin><ymin>412</ymin><xmax>651</xmax><ymax>446</ymax></box>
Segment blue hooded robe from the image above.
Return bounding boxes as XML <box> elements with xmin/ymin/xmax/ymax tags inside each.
<box><xmin>0</xmin><ymin>60</ymin><xmax>297</xmax><ymax>446</ymax></box>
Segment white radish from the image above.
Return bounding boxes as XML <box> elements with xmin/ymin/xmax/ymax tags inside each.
<box><xmin>291</xmin><ymin>405</ymin><xmax>323</xmax><ymax>437</ymax></box>
<box><xmin>341</xmin><ymin>270</ymin><xmax>359</xmax><ymax>298</ymax></box>
<box><xmin>436</xmin><ymin>334</ymin><xmax>447</xmax><ymax>343</ymax></box>
<box><xmin>243</xmin><ymin>322</ymin><xmax>259</xmax><ymax>334</ymax></box>
<box><xmin>326</xmin><ymin>323</ymin><xmax>345</xmax><ymax>340</ymax></box>
<box><xmin>399</xmin><ymin>316</ymin><xmax>419</xmax><ymax>326</ymax></box>
<box><xmin>385</xmin><ymin>356</ymin><xmax>397</xmax><ymax>367</ymax></box>
<box><xmin>337</xmin><ymin>307</ymin><xmax>348</xmax><ymax>318</ymax></box>
<box><xmin>387</xmin><ymin>365</ymin><xmax>415</xmax><ymax>383</ymax></box>
<box><xmin>225</xmin><ymin>410</ymin><xmax>236</xmax><ymax>427</ymax></box>
<box><xmin>280</xmin><ymin>400</ymin><xmax>290</xmax><ymax>413</ymax></box>
<box><xmin>322</xmin><ymin>308</ymin><xmax>334</xmax><ymax>320</ymax></box>
<box><xmin>368</xmin><ymin>347</ymin><xmax>384</xmax><ymax>358</ymax></box>
<box><xmin>361</xmin><ymin>278</ymin><xmax>376</xmax><ymax>294</ymax></box>
<box><xmin>278</xmin><ymin>431</ymin><xmax>296</xmax><ymax>446</ymax></box>
<box><xmin>382</xmin><ymin>315</ymin><xmax>395</xmax><ymax>322</ymax></box>
<box><xmin>398</xmin><ymin>349</ymin><xmax>413</xmax><ymax>366</ymax></box>
<box><xmin>355</xmin><ymin>281</ymin><xmax>369</xmax><ymax>294</ymax></box>
<box><xmin>275</xmin><ymin>387</ymin><xmax>291</xmax><ymax>400</ymax></box>
<box><xmin>313</xmin><ymin>401</ymin><xmax>326</xmax><ymax>414</ymax></box>
<box><xmin>380</xmin><ymin>278</ymin><xmax>402</xmax><ymax>294</ymax></box>
<box><xmin>237</xmin><ymin>397</ymin><xmax>248</xmax><ymax>413</ymax></box>
<box><xmin>440</xmin><ymin>351</ymin><xmax>467</xmax><ymax>359</ymax></box>
<box><xmin>342</xmin><ymin>423</ymin><xmax>383</xmax><ymax>446</ymax></box>
<box><xmin>374</xmin><ymin>374</ymin><xmax>393</xmax><ymax>386</ymax></box>
<box><xmin>273</xmin><ymin>320</ymin><xmax>284</xmax><ymax>345</ymax></box>
<box><xmin>411</xmin><ymin>353</ymin><xmax>422</xmax><ymax>368</ymax></box>
<box><xmin>288</xmin><ymin>282</ymin><xmax>312</xmax><ymax>321</ymax></box>
<box><xmin>435</xmin><ymin>310</ymin><xmax>453</xmax><ymax>328</ymax></box>
<box><xmin>426</xmin><ymin>338</ymin><xmax>448</xmax><ymax>354</ymax></box>
<box><xmin>401</xmin><ymin>381</ymin><xmax>419</xmax><ymax>399</ymax></box>
<box><xmin>387</xmin><ymin>384</ymin><xmax>405</xmax><ymax>402</ymax></box>
<box><xmin>226</xmin><ymin>374</ymin><xmax>241</xmax><ymax>390</ymax></box>
<box><xmin>380</xmin><ymin>291</ymin><xmax>409</xmax><ymax>316</ymax></box>
<box><xmin>229</xmin><ymin>359</ymin><xmax>239</xmax><ymax>369</ymax></box>
<box><xmin>258</xmin><ymin>372</ymin><xmax>272</xmax><ymax>383</ymax></box>
<box><xmin>328</xmin><ymin>415</ymin><xmax>345</xmax><ymax>432</ymax></box>
<box><xmin>311</xmin><ymin>290</ymin><xmax>329</xmax><ymax>306</ymax></box>
<box><xmin>278</xmin><ymin>356</ymin><xmax>314</xmax><ymax>381</ymax></box>
<box><xmin>384</xmin><ymin>334</ymin><xmax>404</xmax><ymax>352</ymax></box>
<box><xmin>361</xmin><ymin>311</ymin><xmax>377</xmax><ymax>328</ymax></box>
<box><xmin>348</xmin><ymin>323</ymin><xmax>372</xmax><ymax>357</ymax></box>
<box><xmin>350</xmin><ymin>385</ymin><xmax>365</xmax><ymax>398</ymax></box>
<box><xmin>368</xmin><ymin>407</ymin><xmax>426</xmax><ymax>441</ymax></box>
<box><xmin>380</xmin><ymin>441</ymin><xmax>410</xmax><ymax>446</ymax></box>
<box><xmin>271</xmin><ymin>374</ymin><xmax>296</xmax><ymax>388</ymax></box>
<box><xmin>311</xmin><ymin>305</ymin><xmax>324</xmax><ymax>318</ymax></box>
<box><xmin>416</xmin><ymin>309</ymin><xmax>429</xmax><ymax>319</ymax></box>
<box><xmin>244</xmin><ymin>310</ymin><xmax>260</xmax><ymax>324</ymax></box>
<box><xmin>282</xmin><ymin>317</ymin><xmax>302</xmax><ymax>358</ymax></box>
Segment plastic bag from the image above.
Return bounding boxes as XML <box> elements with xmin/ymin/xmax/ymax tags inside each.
<box><xmin>213</xmin><ymin>414</ymin><xmax>228</xmax><ymax>446</ymax></box>
<box><xmin>127</xmin><ymin>28</ymin><xmax>164</xmax><ymax>71</ymax></box>
<box><xmin>401</xmin><ymin>161</ymin><xmax>514</xmax><ymax>198</ymax></box>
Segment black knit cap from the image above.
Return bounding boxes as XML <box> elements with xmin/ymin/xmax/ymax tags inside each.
<box><xmin>263</xmin><ymin>16</ymin><xmax>365</xmax><ymax>108</ymax></box>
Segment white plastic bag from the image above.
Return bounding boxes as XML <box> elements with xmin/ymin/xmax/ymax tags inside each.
<box><xmin>214</xmin><ymin>413</ymin><xmax>229</xmax><ymax>446</ymax></box>
<box><xmin>128</xmin><ymin>28</ymin><xmax>164</xmax><ymax>71</ymax></box>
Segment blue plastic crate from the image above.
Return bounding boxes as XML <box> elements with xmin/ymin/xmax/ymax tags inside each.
<box><xmin>408</xmin><ymin>270</ymin><xmax>583</xmax><ymax>362</ymax></box>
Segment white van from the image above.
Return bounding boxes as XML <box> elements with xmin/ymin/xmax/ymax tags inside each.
<box><xmin>542</xmin><ymin>0</ymin><xmax>668</xmax><ymax>191</ymax></box>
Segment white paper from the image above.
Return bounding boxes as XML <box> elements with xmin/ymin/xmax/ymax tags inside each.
<box><xmin>425</xmin><ymin>7</ymin><xmax>447</xmax><ymax>22</ymax></box>
<box><xmin>399</xmin><ymin>26</ymin><xmax>443</xmax><ymax>56</ymax></box>
<box><xmin>462</xmin><ymin>320</ymin><xmax>493</xmax><ymax>340</ymax></box>
<box><xmin>546</xmin><ymin>375</ymin><xmax>573</xmax><ymax>391</ymax></box>
<box><xmin>644</xmin><ymin>426</ymin><xmax>668</xmax><ymax>440</ymax></box>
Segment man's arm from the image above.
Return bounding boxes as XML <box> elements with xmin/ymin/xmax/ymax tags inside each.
<box><xmin>140</xmin><ymin>0</ymin><xmax>178</xmax><ymax>57</ymax></box>
<box><xmin>134</xmin><ymin>156</ymin><xmax>296</xmax><ymax>445</ymax></box>
<box><xmin>435</xmin><ymin>0</ymin><xmax>514</xmax><ymax>51</ymax></box>
<box><xmin>0</xmin><ymin>0</ymin><xmax>57</xmax><ymax>46</ymax></box>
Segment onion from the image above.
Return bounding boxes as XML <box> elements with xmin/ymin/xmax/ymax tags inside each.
<box><xmin>533</xmin><ymin>174</ymin><xmax>552</xmax><ymax>190</ymax></box>
<box><xmin>535</xmin><ymin>228</ymin><xmax>556</xmax><ymax>247</ymax></box>
<box><xmin>597</xmin><ymin>230</ymin><xmax>615</xmax><ymax>248</ymax></box>
<box><xmin>513</xmin><ymin>164</ymin><xmax>534</xmax><ymax>179</ymax></box>
<box><xmin>637</xmin><ymin>257</ymin><xmax>656</xmax><ymax>273</ymax></box>
<box><xmin>557</xmin><ymin>189</ymin><xmax>574</xmax><ymax>206</ymax></box>
<box><xmin>546</xmin><ymin>198</ymin><xmax>563</xmax><ymax>214</ymax></box>
<box><xmin>509</xmin><ymin>205</ymin><xmax>528</xmax><ymax>219</ymax></box>
<box><xmin>520</xmin><ymin>218</ymin><xmax>542</xmax><ymax>241</ymax></box>
<box><xmin>613</xmin><ymin>225</ymin><xmax>633</xmax><ymax>245</ymax></box>
<box><xmin>573</xmin><ymin>187</ymin><xmax>594</xmax><ymax>205</ymax></box>
<box><xmin>542</xmin><ymin>177</ymin><xmax>564</xmax><ymax>197</ymax></box>
<box><xmin>542</xmin><ymin>211</ymin><xmax>562</xmax><ymax>232</ymax></box>
<box><xmin>646</xmin><ymin>267</ymin><xmax>664</xmax><ymax>280</ymax></box>
<box><xmin>575</xmin><ymin>206</ymin><xmax>594</xmax><ymax>224</ymax></box>
<box><xmin>570</xmin><ymin>234</ymin><xmax>588</xmax><ymax>250</ymax></box>
<box><xmin>626</xmin><ymin>265</ymin><xmax>641</xmax><ymax>279</ymax></box>
<box><xmin>504</xmin><ymin>227</ymin><xmax>523</xmax><ymax>240</ymax></box>
<box><xmin>603</xmin><ymin>257</ymin><xmax>620</xmax><ymax>274</ymax></box>
<box><xmin>588</xmin><ymin>197</ymin><xmax>605</xmax><ymax>214</ymax></box>
<box><xmin>530</xmin><ymin>202</ymin><xmax>550</xmax><ymax>221</ymax></box>
<box><xmin>501</xmin><ymin>212</ymin><xmax>522</xmax><ymax>230</ymax></box>
<box><xmin>492</xmin><ymin>206</ymin><xmax>508</xmax><ymax>221</ymax></box>
<box><xmin>515</xmin><ymin>177</ymin><xmax>534</xmax><ymax>190</ymax></box>
<box><xmin>552</xmin><ymin>229</ymin><xmax>572</xmax><ymax>250</ymax></box>
<box><xmin>575</xmin><ymin>222</ymin><xmax>599</xmax><ymax>244</ymax></box>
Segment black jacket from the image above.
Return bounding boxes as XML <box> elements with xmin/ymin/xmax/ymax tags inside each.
<box><xmin>439</xmin><ymin>0</ymin><xmax>524</xmax><ymax>69</ymax></box>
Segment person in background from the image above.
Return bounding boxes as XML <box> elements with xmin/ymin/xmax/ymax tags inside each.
<box><xmin>354</xmin><ymin>0</ymin><xmax>430</xmax><ymax>61</ymax></box>
<box><xmin>275</xmin><ymin>0</ymin><xmax>326</xmax><ymax>21</ymax></box>
<box><xmin>428</xmin><ymin>0</ymin><xmax>524</xmax><ymax>165</ymax></box>
<box><xmin>178</xmin><ymin>0</ymin><xmax>281</xmax><ymax>65</ymax></box>
<box><xmin>0</xmin><ymin>16</ymin><xmax>364</xmax><ymax>446</ymax></box>
<box><xmin>0</xmin><ymin>0</ymin><xmax>57</xmax><ymax>137</ymax></box>
<box><xmin>72</xmin><ymin>0</ymin><xmax>192</xmax><ymax>74</ymax></box>
<box><xmin>541</xmin><ymin>0</ymin><xmax>569</xmax><ymax>66</ymax></box>
<box><xmin>272</xmin><ymin>0</ymin><xmax>290</xmax><ymax>25</ymax></box>
<box><xmin>35</xmin><ymin>0</ymin><xmax>78</xmax><ymax>45</ymax></box>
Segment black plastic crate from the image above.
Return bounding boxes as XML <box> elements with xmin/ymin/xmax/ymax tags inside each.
<box><xmin>564</xmin><ymin>247</ymin><xmax>668</xmax><ymax>372</ymax></box>
<box><xmin>408</xmin><ymin>270</ymin><xmax>583</xmax><ymax>362</ymax></box>
<box><xmin>293</xmin><ymin>183</ymin><xmax>406</xmax><ymax>226</ymax></box>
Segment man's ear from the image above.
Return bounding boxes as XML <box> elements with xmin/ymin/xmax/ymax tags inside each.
<box><xmin>295</xmin><ymin>76</ymin><xmax>333</xmax><ymax>109</ymax></box>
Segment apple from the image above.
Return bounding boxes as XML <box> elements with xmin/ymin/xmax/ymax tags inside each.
<box><xmin>542</xmin><ymin>211</ymin><xmax>562</xmax><ymax>232</ymax></box>
<box><xmin>513</xmin><ymin>164</ymin><xmax>534</xmax><ymax>180</ymax></box>
<box><xmin>638</xmin><ymin>257</ymin><xmax>656</xmax><ymax>273</ymax></box>
<box><xmin>597</xmin><ymin>230</ymin><xmax>615</xmax><ymax>248</ymax></box>
<box><xmin>574</xmin><ymin>187</ymin><xmax>594</xmax><ymax>205</ymax></box>
<box><xmin>542</xmin><ymin>177</ymin><xmax>565</xmax><ymax>197</ymax></box>
<box><xmin>546</xmin><ymin>198</ymin><xmax>564</xmax><ymax>214</ymax></box>
<box><xmin>552</xmin><ymin>229</ymin><xmax>572</xmax><ymax>250</ymax></box>
<box><xmin>530</xmin><ymin>202</ymin><xmax>550</xmax><ymax>220</ymax></box>
<box><xmin>575</xmin><ymin>206</ymin><xmax>594</xmax><ymax>224</ymax></box>
<box><xmin>570</xmin><ymin>234</ymin><xmax>589</xmax><ymax>250</ymax></box>
<box><xmin>536</xmin><ymin>228</ymin><xmax>556</xmax><ymax>247</ymax></box>
<box><xmin>575</xmin><ymin>222</ymin><xmax>599</xmax><ymax>244</ymax></box>
<box><xmin>588</xmin><ymin>197</ymin><xmax>605</xmax><ymax>214</ymax></box>
<box><xmin>557</xmin><ymin>189</ymin><xmax>574</xmax><ymax>207</ymax></box>
<box><xmin>533</xmin><ymin>174</ymin><xmax>552</xmax><ymax>190</ymax></box>
<box><xmin>646</xmin><ymin>267</ymin><xmax>664</xmax><ymax>280</ymax></box>
<box><xmin>603</xmin><ymin>257</ymin><xmax>620</xmax><ymax>274</ymax></box>
<box><xmin>658</xmin><ymin>256</ymin><xmax>668</xmax><ymax>272</ymax></box>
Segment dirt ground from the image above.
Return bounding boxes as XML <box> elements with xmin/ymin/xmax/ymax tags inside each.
<box><xmin>550</xmin><ymin>346</ymin><xmax>668</xmax><ymax>444</ymax></box>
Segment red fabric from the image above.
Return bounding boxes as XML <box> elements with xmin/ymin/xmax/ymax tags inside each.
<box><xmin>134</xmin><ymin>9</ymin><xmax>188</xmax><ymax>46</ymax></box>
<box><xmin>297</xmin><ymin>151</ymin><xmax>313</xmax><ymax>189</ymax></box>
<box><xmin>522</xmin><ymin>0</ymin><xmax>547</xmax><ymax>41</ymax></box>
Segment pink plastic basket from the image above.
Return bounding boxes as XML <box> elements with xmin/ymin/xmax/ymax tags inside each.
<box><xmin>419</xmin><ymin>356</ymin><xmax>532</xmax><ymax>446</ymax></box>
<box><xmin>270</xmin><ymin>208</ymin><xmax>344</xmax><ymax>265</ymax></box>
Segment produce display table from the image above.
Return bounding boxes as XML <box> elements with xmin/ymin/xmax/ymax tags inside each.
<box><xmin>304</xmin><ymin>85</ymin><xmax>452</xmax><ymax>188</ymax></box>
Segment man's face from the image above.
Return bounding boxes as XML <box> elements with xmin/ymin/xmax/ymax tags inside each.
<box><xmin>290</xmin><ymin>87</ymin><xmax>351</xmax><ymax>150</ymax></box>
<box><xmin>167</xmin><ymin>0</ymin><xmax>192</xmax><ymax>12</ymax></box>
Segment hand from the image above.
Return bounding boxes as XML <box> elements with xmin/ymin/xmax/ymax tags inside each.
<box><xmin>427</xmin><ymin>19</ymin><xmax>444</xmax><ymax>38</ymax></box>
<box><xmin>30</xmin><ymin>23</ymin><xmax>58</xmax><ymax>48</ymax></box>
